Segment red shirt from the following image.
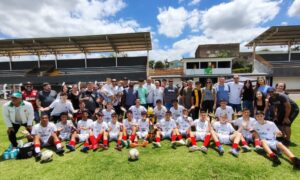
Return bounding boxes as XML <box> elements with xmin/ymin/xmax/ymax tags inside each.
<box><xmin>22</xmin><ymin>90</ymin><xmax>38</xmax><ymax>110</ymax></box>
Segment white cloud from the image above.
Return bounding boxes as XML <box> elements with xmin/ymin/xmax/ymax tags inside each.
<box><xmin>288</xmin><ymin>0</ymin><xmax>300</xmax><ymax>17</ymax></box>
<box><xmin>188</xmin><ymin>0</ymin><xmax>201</xmax><ymax>6</ymax></box>
<box><xmin>157</xmin><ymin>7</ymin><xmax>202</xmax><ymax>38</ymax></box>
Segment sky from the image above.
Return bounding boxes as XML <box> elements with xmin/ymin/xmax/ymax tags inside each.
<box><xmin>0</xmin><ymin>0</ymin><xmax>300</xmax><ymax>61</ymax></box>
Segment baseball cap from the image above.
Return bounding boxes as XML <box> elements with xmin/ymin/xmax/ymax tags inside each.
<box><xmin>11</xmin><ymin>92</ymin><xmax>22</xmax><ymax>98</ymax></box>
<box><xmin>267</xmin><ymin>87</ymin><xmax>275</xmax><ymax>93</ymax></box>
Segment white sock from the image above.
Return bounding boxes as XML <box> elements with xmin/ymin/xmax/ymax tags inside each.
<box><xmin>56</xmin><ymin>143</ymin><xmax>62</xmax><ymax>149</ymax></box>
<box><xmin>35</xmin><ymin>147</ymin><xmax>41</xmax><ymax>153</ymax></box>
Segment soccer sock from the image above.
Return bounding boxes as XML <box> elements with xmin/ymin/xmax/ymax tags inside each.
<box><xmin>186</xmin><ymin>133</ymin><xmax>190</xmax><ymax>138</ymax></box>
<box><xmin>156</xmin><ymin>137</ymin><xmax>161</xmax><ymax>142</ymax></box>
<box><xmin>96</xmin><ymin>134</ymin><xmax>103</xmax><ymax>143</ymax></box>
<box><xmin>215</xmin><ymin>141</ymin><xmax>221</xmax><ymax>147</ymax></box>
<box><xmin>54</xmin><ymin>141</ymin><xmax>62</xmax><ymax>149</ymax></box>
<box><xmin>134</xmin><ymin>140</ymin><xmax>138</xmax><ymax>144</ymax></box>
<box><xmin>117</xmin><ymin>140</ymin><xmax>121</xmax><ymax>145</ymax></box>
<box><xmin>34</xmin><ymin>144</ymin><xmax>41</xmax><ymax>153</ymax></box>
<box><xmin>122</xmin><ymin>135</ymin><xmax>127</xmax><ymax>141</ymax></box>
<box><xmin>69</xmin><ymin>140</ymin><xmax>76</xmax><ymax>146</ymax></box>
<box><xmin>171</xmin><ymin>135</ymin><xmax>176</xmax><ymax>142</ymax></box>
<box><xmin>232</xmin><ymin>143</ymin><xmax>238</xmax><ymax>149</ymax></box>
<box><xmin>269</xmin><ymin>152</ymin><xmax>275</xmax><ymax>158</ymax></box>
<box><xmin>103</xmin><ymin>140</ymin><xmax>108</xmax><ymax>145</ymax></box>
<box><xmin>242</xmin><ymin>141</ymin><xmax>248</xmax><ymax>146</ymax></box>
<box><xmin>178</xmin><ymin>134</ymin><xmax>182</xmax><ymax>140</ymax></box>
<box><xmin>191</xmin><ymin>137</ymin><xmax>197</xmax><ymax>146</ymax></box>
<box><xmin>89</xmin><ymin>135</ymin><xmax>96</xmax><ymax>146</ymax></box>
<box><xmin>254</xmin><ymin>139</ymin><xmax>261</xmax><ymax>146</ymax></box>
<box><xmin>130</xmin><ymin>134</ymin><xmax>135</xmax><ymax>142</ymax></box>
<box><xmin>290</xmin><ymin>157</ymin><xmax>295</xmax><ymax>161</ymax></box>
<box><xmin>203</xmin><ymin>134</ymin><xmax>211</xmax><ymax>147</ymax></box>
<box><xmin>83</xmin><ymin>141</ymin><xmax>89</xmax><ymax>147</ymax></box>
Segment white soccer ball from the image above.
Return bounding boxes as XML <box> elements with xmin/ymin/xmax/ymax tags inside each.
<box><xmin>41</xmin><ymin>150</ymin><xmax>54</xmax><ymax>162</ymax></box>
<box><xmin>128</xmin><ymin>148</ymin><xmax>139</xmax><ymax>161</ymax></box>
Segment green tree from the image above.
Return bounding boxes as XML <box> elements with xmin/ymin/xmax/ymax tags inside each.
<box><xmin>149</xmin><ymin>60</ymin><xmax>155</xmax><ymax>69</ymax></box>
<box><xmin>154</xmin><ymin>61</ymin><xmax>165</xmax><ymax>69</ymax></box>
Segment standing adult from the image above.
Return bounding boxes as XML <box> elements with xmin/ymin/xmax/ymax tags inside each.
<box><xmin>122</xmin><ymin>82</ymin><xmax>138</xmax><ymax>110</ymax></box>
<box><xmin>227</xmin><ymin>74</ymin><xmax>243</xmax><ymax>112</ymax></box>
<box><xmin>241</xmin><ymin>80</ymin><xmax>254</xmax><ymax>116</ymax></box>
<box><xmin>182</xmin><ymin>80</ymin><xmax>193</xmax><ymax>109</ymax></box>
<box><xmin>68</xmin><ymin>84</ymin><xmax>80</xmax><ymax>110</ymax></box>
<box><xmin>200</xmin><ymin>79</ymin><xmax>216</xmax><ymax>113</ymax></box>
<box><xmin>191</xmin><ymin>81</ymin><xmax>202</xmax><ymax>119</ymax></box>
<box><xmin>163</xmin><ymin>79</ymin><xmax>178</xmax><ymax>110</ymax></box>
<box><xmin>37</xmin><ymin>82</ymin><xmax>57</xmax><ymax>117</ymax></box>
<box><xmin>153</xmin><ymin>80</ymin><xmax>164</xmax><ymax>107</ymax></box>
<box><xmin>79</xmin><ymin>82</ymin><xmax>99</xmax><ymax>115</ymax></box>
<box><xmin>144</xmin><ymin>78</ymin><xmax>155</xmax><ymax>108</ymax></box>
<box><xmin>255</xmin><ymin>76</ymin><xmax>270</xmax><ymax>96</ymax></box>
<box><xmin>178</xmin><ymin>81</ymin><xmax>187</xmax><ymax>106</ymax></box>
<box><xmin>22</xmin><ymin>82</ymin><xmax>39</xmax><ymax>123</ymax></box>
<box><xmin>3</xmin><ymin>92</ymin><xmax>34</xmax><ymax>148</ymax></box>
<box><xmin>137</xmin><ymin>79</ymin><xmax>148</xmax><ymax>108</ymax></box>
<box><xmin>215</xmin><ymin>76</ymin><xmax>229</xmax><ymax>107</ymax></box>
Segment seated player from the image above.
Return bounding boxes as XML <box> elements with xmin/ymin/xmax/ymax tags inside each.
<box><xmin>129</xmin><ymin>99</ymin><xmax>147</xmax><ymax>120</ymax></box>
<box><xmin>80</xmin><ymin>112</ymin><xmax>109</xmax><ymax>152</ymax></box>
<box><xmin>73</xmin><ymin>101</ymin><xmax>88</xmax><ymax>127</ymax></box>
<box><xmin>187</xmin><ymin>110</ymin><xmax>224</xmax><ymax>154</ymax></box>
<box><xmin>215</xmin><ymin>99</ymin><xmax>234</xmax><ymax>121</ymax></box>
<box><xmin>56</xmin><ymin>112</ymin><xmax>77</xmax><ymax>142</ymax></box>
<box><xmin>65</xmin><ymin>110</ymin><xmax>93</xmax><ymax>152</ymax></box>
<box><xmin>135</xmin><ymin>111</ymin><xmax>150</xmax><ymax>147</ymax></box>
<box><xmin>170</xmin><ymin>99</ymin><xmax>185</xmax><ymax>120</ymax></box>
<box><xmin>32</xmin><ymin>114</ymin><xmax>64</xmax><ymax>160</ymax></box>
<box><xmin>108</xmin><ymin>112</ymin><xmax>126</xmax><ymax>151</ymax></box>
<box><xmin>153</xmin><ymin>111</ymin><xmax>184</xmax><ymax>148</ymax></box>
<box><xmin>213</xmin><ymin>112</ymin><xmax>242</xmax><ymax>157</ymax></box>
<box><xmin>123</xmin><ymin>110</ymin><xmax>138</xmax><ymax>147</ymax></box>
<box><xmin>176</xmin><ymin>108</ymin><xmax>192</xmax><ymax>141</ymax></box>
<box><xmin>254</xmin><ymin>111</ymin><xmax>300</xmax><ymax>168</ymax></box>
<box><xmin>231</xmin><ymin>108</ymin><xmax>261</xmax><ymax>152</ymax></box>
<box><xmin>102</xmin><ymin>102</ymin><xmax>115</xmax><ymax>124</ymax></box>
<box><xmin>154</xmin><ymin>99</ymin><xmax>167</xmax><ymax>124</ymax></box>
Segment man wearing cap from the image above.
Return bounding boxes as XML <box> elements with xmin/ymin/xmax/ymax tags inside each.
<box><xmin>37</xmin><ymin>82</ymin><xmax>57</xmax><ymax>116</ymax></box>
<box><xmin>163</xmin><ymin>79</ymin><xmax>178</xmax><ymax>110</ymax></box>
<box><xmin>22</xmin><ymin>82</ymin><xmax>39</xmax><ymax>123</ymax></box>
<box><xmin>3</xmin><ymin>92</ymin><xmax>34</xmax><ymax>148</ymax></box>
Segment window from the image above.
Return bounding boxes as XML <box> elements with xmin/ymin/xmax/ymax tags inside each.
<box><xmin>200</xmin><ymin>62</ymin><xmax>208</xmax><ymax>69</ymax></box>
<box><xmin>218</xmin><ymin>61</ymin><xmax>231</xmax><ymax>68</ymax></box>
<box><xmin>201</xmin><ymin>62</ymin><xmax>216</xmax><ymax>69</ymax></box>
<box><xmin>186</xmin><ymin>62</ymin><xmax>199</xmax><ymax>69</ymax></box>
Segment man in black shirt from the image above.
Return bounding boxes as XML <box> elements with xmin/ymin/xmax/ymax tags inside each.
<box><xmin>37</xmin><ymin>82</ymin><xmax>57</xmax><ymax>116</ymax></box>
<box><xmin>191</xmin><ymin>81</ymin><xmax>202</xmax><ymax>119</ymax></box>
<box><xmin>79</xmin><ymin>82</ymin><xmax>99</xmax><ymax>115</ymax></box>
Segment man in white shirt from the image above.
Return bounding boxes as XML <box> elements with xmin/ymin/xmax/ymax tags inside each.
<box><xmin>144</xmin><ymin>78</ymin><xmax>156</xmax><ymax>108</ymax></box>
<box><xmin>215</xmin><ymin>99</ymin><xmax>234</xmax><ymax>121</ymax></box>
<box><xmin>153</xmin><ymin>81</ymin><xmax>164</xmax><ymax>106</ymax></box>
<box><xmin>227</xmin><ymin>74</ymin><xmax>243</xmax><ymax>112</ymax></box>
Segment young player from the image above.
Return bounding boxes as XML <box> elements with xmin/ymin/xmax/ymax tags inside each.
<box><xmin>254</xmin><ymin>111</ymin><xmax>300</xmax><ymax>168</ymax></box>
<box><xmin>102</xmin><ymin>102</ymin><xmax>115</xmax><ymax>124</ymax></box>
<box><xmin>123</xmin><ymin>110</ymin><xmax>138</xmax><ymax>147</ymax></box>
<box><xmin>32</xmin><ymin>114</ymin><xmax>64</xmax><ymax>160</ymax></box>
<box><xmin>129</xmin><ymin>99</ymin><xmax>147</xmax><ymax>120</ymax></box>
<box><xmin>170</xmin><ymin>99</ymin><xmax>185</xmax><ymax>120</ymax></box>
<box><xmin>153</xmin><ymin>99</ymin><xmax>167</xmax><ymax>124</ymax></box>
<box><xmin>136</xmin><ymin>111</ymin><xmax>150</xmax><ymax>146</ymax></box>
<box><xmin>215</xmin><ymin>99</ymin><xmax>234</xmax><ymax>121</ymax></box>
<box><xmin>213</xmin><ymin>112</ymin><xmax>242</xmax><ymax>157</ymax></box>
<box><xmin>56</xmin><ymin>112</ymin><xmax>76</xmax><ymax>142</ymax></box>
<box><xmin>176</xmin><ymin>108</ymin><xmax>193</xmax><ymax>138</ymax></box>
<box><xmin>108</xmin><ymin>112</ymin><xmax>126</xmax><ymax>151</ymax></box>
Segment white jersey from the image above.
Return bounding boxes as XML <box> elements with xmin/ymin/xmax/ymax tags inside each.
<box><xmin>32</xmin><ymin>122</ymin><xmax>57</xmax><ymax>143</ymax></box>
<box><xmin>102</xmin><ymin>109</ymin><xmax>115</xmax><ymax>123</ymax></box>
<box><xmin>108</xmin><ymin>121</ymin><xmax>123</xmax><ymax>135</ymax></box>
<box><xmin>123</xmin><ymin>118</ymin><xmax>137</xmax><ymax>134</ymax></box>
<box><xmin>176</xmin><ymin>116</ymin><xmax>193</xmax><ymax>132</ymax></box>
<box><xmin>170</xmin><ymin>105</ymin><xmax>184</xmax><ymax>120</ymax></box>
<box><xmin>253</xmin><ymin>121</ymin><xmax>279</xmax><ymax>141</ymax></box>
<box><xmin>153</xmin><ymin>87</ymin><xmax>164</xmax><ymax>106</ymax></box>
<box><xmin>194</xmin><ymin>119</ymin><xmax>209</xmax><ymax>133</ymax></box>
<box><xmin>138</xmin><ymin>119</ymin><xmax>149</xmax><ymax>133</ymax></box>
<box><xmin>113</xmin><ymin>86</ymin><xmax>124</xmax><ymax>106</ymax></box>
<box><xmin>77</xmin><ymin>119</ymin><xmax>93</xmax><ymax>134</ymax></box>
<box><xmin>228</xmin><ymin>82</ymin><xmax>243</xmax><ymax>104</ymax></box>
<box><xmin>213</xmin><ymin>121</ymin><xmax>235</xmax><ymax>135</ymax></box>
<box><xmin>154</xmin><ymin>105</ymin><xmax>167</xmax><ymax>123</ymax></box>
<box><xmin>232</xmin><ymin>117</ymin><xmax>256</xmax><ymax>137</ymax></box>
<box><xmin>144</xmin><ymin>83</ymin><xmax>155</xmax><ymax>104</ymax></box>
<box><xmin>92</xmin><ymin>121</ymin><xmax>108</xmax><ymax>137</ymax></box>
<box><xmin>215</xmin><ymin>106</ymin><xmax>234</xmax><ymax>121</ymax></box>
<box><xmin>158</xmin><ymin>119</ymin><xmax>176</xmax><ymax>134</ymax></box>
<box><xmin>49</xmin><ymin>99</ymin><xmax>74</xmax><ymax>116</ymax></box>
<box><xmin>56</xmin><ymin>120</ymin><xmax>75</xmax><ymax>139</ymax></box>
<box><xmin>129</xmin><ymin>105</ymin><xmax>147</xmax><ymax>120</ymax></box>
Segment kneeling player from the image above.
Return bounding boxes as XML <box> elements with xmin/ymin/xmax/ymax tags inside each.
<box><xmin>108</xmin><ymin>112</ymin><xmax>126</xmax><ymax>151</ymax></box>
<box><xmin>254</xmin><ymin>111</ymin><xmax>300</xmax><ymax>168</ymax></box>
<box><xmin>123</xmin><ymin>110</ymin><xmax>138</xmax><ymax>147</ymax></box>
<box><xmin>32</xmin><ymin>114</ymin><xmax>64</xmax><ymax>160</ymax></box>
<box><xmin>213</xmin><ymin>112</ymin><xmax>242</xmax><ymax>157</ymax></box>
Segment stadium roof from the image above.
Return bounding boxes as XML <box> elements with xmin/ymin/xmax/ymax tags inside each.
<box><xmin>246</xmin><ymin>25</ymin><xmax>300</xmax><ymax>47</ymax></box>
<box><xmin>0</xmin><ymin>32</ymin><xmax>152</xmax><ymax>57</ymax></box>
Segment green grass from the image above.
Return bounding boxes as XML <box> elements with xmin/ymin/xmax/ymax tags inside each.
<box><xmin>1</xmin><ymin>102</ymin><xmax>300</xmax><ymax>180</ymax></box>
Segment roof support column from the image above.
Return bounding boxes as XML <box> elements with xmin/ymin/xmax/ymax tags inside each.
<box><xmin>54</xmin><ymin>52</ymin><xmax>58</xmax><ymax>69</ymax></box>
<box><xmin>288</xmin><ymin>41</ymin><xmax>291</xmax><ymax>62</ymax></box>
<box><xmin>146</xmin><ymin>50</ymin><xmax>149</xmax><ymax>77</ymax></box>
<box><xmin>9</xmin><ymin>53</ymin><xmax>13</xmax><ymax>71</ymax></box>
<box><xmin>252</xmin><ymin>43</ymin><xmax>256</xmax><ymax>73</ymax></box>
<box><xmin>84</xmin><ymin>52</ymin><xmax>88</xmax><ymax>68</ymax></box>
<box><xmin>37</xmin><ymin>52</ymin><xmax>41</xmax><ymax>68</ymax></box>
<box><xmin>115</xmin><ymin>52</ymin><xmax>118</xmax><ymax>67</ymax></box>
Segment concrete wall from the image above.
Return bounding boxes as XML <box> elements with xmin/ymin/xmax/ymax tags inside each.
<box><xmin>273</xmin><ymin>77</ymin><xmax>300</xmax><ymax>90</ymax></box>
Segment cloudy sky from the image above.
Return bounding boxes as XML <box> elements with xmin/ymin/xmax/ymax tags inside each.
<box><xmin>0</xmin><ymin>0</ymin><xmax>300</xmax><ymax>61</ymax></box>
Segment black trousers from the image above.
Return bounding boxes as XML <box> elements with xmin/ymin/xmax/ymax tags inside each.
<box><xmin>192</xmin><ymin>107</ymin><xmax>200</xmax><ymax>120</ymax></box>
<box><xmin>202</xmin><ymin>100</ymin><xmax>214</xmax><ymax>113</ymax></box>
<box><xmin>9</xmin><ymin>123</ymin><xmax>28</xmax><ymax>147</ymax></box>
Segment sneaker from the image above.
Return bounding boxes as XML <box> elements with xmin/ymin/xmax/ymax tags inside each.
<box><xmin>271</xmin><ymin>155</ymin><xmax>281</xmax><ymax>165</ymax></box>
<box><xmin>293</xmin><ymin>157</ymin><xmax>300</xmax><ymax>169</ymax></box>
<box><xmin>189</xmin><ymin>145</ymin><xmax>200</xmax><ymax>152</ymax></box>
<box><xmin>153</xmin><ymin>142</ymin><xmax>161</xmax><ymax>148</ymax></box>
<box><xmin>35</xmin><ymin>152</ymin><xmax>42</xmax><ymax>161</ymax></box>
<box><xmin>141</xmin><ymin>141</ymin><xmax>149</xmax><ymax>147</ymax></box>
<box><xmin>121</xmin><ymin>139</ymin><xmax>128</xmax><ymax>148</ymax></box>
<box><xmin>218</xmin><ymin>146</ymin><xmax>224</xmax><ymax>155</ymax></box>
<box><xmin>185</xmin><ymin>138</ymin><xmax>191</xmax><ymax>147</ymax></box>
<box><xmin>176</xmin><ymin>139</ymin><xmax>186</xmax><ymax>146</ymax></box>
<box><xmin>102</xmin><ymin>145</ymin><xmax>108</xmax><ymax>150</ymax></box>
<box><xmin>171</xmin><ymin>142</ymin><xmax>177</xmax><ymax>149</ymax></box>
<box><xmin>200</xmin><ymin>146</ymin><xmax>208</xmax><ymax>153</ymax></box>
<box><xmin>56</xmin><ymin>148</ymin><xmax>65</xmax><ymax>154</ymax></box>
<box><xmin>254</xmin><ymin>146</ymin><xmax>264</xmax><ymax>153</ymax></box>
<box><xmin>66</xmin><ymin>144</ymin><xmax>75</xmax><ymax>151</ymax></box>
<box><xmin>115</xmin><ymin>145</ymin><xmax>122</xmax><ymax>151</ymax></box>
<box><xmin>230</xmin><ymin>148</ymin><xmax>239</xmax><ymax>157</ymax></box>
<box><xmin>81</xmin><ymin>146</ymin><xmax>89</xmax><ymax>153</ymax></box>
<box><xmin>241</xmin><ymin>145</ymin><xmax>251</xmax><ymax>152</ymax></box>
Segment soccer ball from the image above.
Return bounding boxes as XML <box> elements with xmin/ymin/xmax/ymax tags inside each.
<box><xmin>41</xmin><ymin>150</ymin><xmax>54</xmax><ymax>163</ymax></box>
<box><xmin>128</xmin><ymin>148</ymin><xmax>139</xmax><ymax>161</ymax></box>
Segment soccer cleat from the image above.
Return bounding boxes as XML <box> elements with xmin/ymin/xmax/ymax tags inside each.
<box><xmin>293</xmin><ymin>157</ymin><xmax>300</xmax><ymax>169</ymax></box>
<box><xmin>66</xmin><ymin>144</ymin><xmax>75</xmax><ymax>151</ymax></box>
<box><xmin>35</xmin><ymin>152</ymin><xmax>42</xmax><ymax>161</ymax></box>
<box><xmin>121</xmin><ymin>139</ymin><xmax>128</xmax><ymax>148</ymax></box>
<box><xmin>200</xmin><ymin>146</ymin><xmax>208</xmax><ymax>153</ymax></box>
<box><xmin>115</xmin><ymin>145</ymin><xmax>122</xmax><ymax>151</ymax></box>
<box><xmin>241</xmin><ymin>145</ymin><xmax>251</xmax><ymax>152</ymax></box>
<box><xmin>271</xmin><ymin>155</ymin><xmax>281</xmax><ymax>165</ymax></box>
<box><xmin>189</xmin><ymin>145</ymin><xmax>201</xmax><ymax>152</ymax></box>
<box><xmin>102</xmin><ymin>145</ymin><xmax>108</xmax><ymax>150</ymax></box>
<box><xmin>171</xmin><ymin>142</ymin><xmax>177</xmax><ymax>149</ymax></box>
<box><xmin>254</xmin><ymin>146</ymin><xmax>264</xmax><ymax>153</ymax></box>
<box><xmin>218</xmin><ymin>146</ymin><xmax>225</xmax><ymax>155</ymax></box>
<box><xmin>141</xmin><ymin>141</ymin><xmax>149</xmax><ymax>147</ymax></box>
<box><xmin>153</xmin><ymin>142</ymin><xmax>161</xmax><ymax>148</ymax></box>
<box><xmin>185</xmin><ymin>138</ymin><xmax>191</xmax><ymax>147</ymax></box>
<box><xmin>176</xmin><ymin>139</ymin><xmax>186</xmax><ymax>146</ymax></box>
<box><xmin>230</xmin><ymin>148</ymin><xmax>239</xmax><ymax>157</ymax></box>
<box><xmin>56</xmin><ymin>148</ymin><xmax>65</xmax><ymax>154</ymax></box>
<box><xmin>81</xmin><ymin>146</ymin><xmax>89</xmax><ymax>153</ymax></box>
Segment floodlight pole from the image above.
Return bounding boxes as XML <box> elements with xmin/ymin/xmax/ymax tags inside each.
<box><xmin>54</xmin><ymin>52</ymin><xmax>58</xmax><ymax>69</ymax></box>
<box><xmin>146</xmin><ymin>50</ymin><xmax>149</xmax><ymax>77</ymax></box>
<box><xmin>9</xmin><ymin>53</ymin><xmax>13</xmax><ymax>71</ymax></box>
<box><xmin>115</xmin><ymin>52</ymin><xmax>118</xmax><ymax>67</ymax></box>
<box><xmin>252</xmin><ymin>43</ymin><xmax>256</xmax><ymax>73</ymax></box>
<box><xmin>288</xmin><ymin>41</ymin><xmax>291</xmax><ymax>62</ymax></box>
<box><xmin>37</xmin><ymin>52</ymin><xmax>41</xmax><ymax>68</ymax></box>
<box><xmin>84</xmin><ymin>52</ymin><xmax>88</xmax><ymax>69</ymax></box>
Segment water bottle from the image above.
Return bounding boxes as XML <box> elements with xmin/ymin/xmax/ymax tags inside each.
<box><xmin>3</xmin><ymin>151</ymin><xmax>10</xmax><ymax>160</ymax></box>
<box><xmin>10</xmin><ymin>149</ymin><xmax>18</xmax><ymax>159</ymax></box>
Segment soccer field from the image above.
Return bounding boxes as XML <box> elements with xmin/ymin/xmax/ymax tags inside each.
<box><xmin>0</xmin><ymin>103</ymin><xmax>300</xmax><ymax>180</ymax></box>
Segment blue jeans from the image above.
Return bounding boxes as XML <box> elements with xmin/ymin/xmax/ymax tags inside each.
<box><xmin>34</xmin><ymin>110</ymin><xmax>40</xmax><ymax>123</ymax></box>
<box><xmin>165</xmin><ymin>103</ymin><xmax>172</xmax><ymax>110</ymax></box>
<box><xmin>242</xmin><ymin>101</ymin><xmax>254</xmax><ymax>116</ymax></box>
<box><xmin>229</xmin><ymin>103</ymin><xmax>242</xmax><ymax>112</ymax></box>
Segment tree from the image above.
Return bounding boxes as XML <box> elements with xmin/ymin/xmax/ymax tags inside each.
<box><xmin>154</xmin><ymin>61</ymin><xmax>165</xmax><ymax>69</ymax></box>
<box><xmin>164</xmin><ymin>59</ymin><xmax>169</xmax><ymax>68</ymax></box>
<box><xmin>148</xmin><ymin>60</ymin><xmax>155</xmax><ymax>69</ymax></box>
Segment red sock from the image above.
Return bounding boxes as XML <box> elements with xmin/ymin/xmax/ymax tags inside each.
<box><xmin>254</xmin><ymin>139</ymin><xmax>261</xmax><ymax>146</ymax></box>
<box><xmin>103</xmin><ymin>140</ymin><xmax>108</xmax><ymax>145</ymax></box>
<box><xmin>122</xmin><ymin>135</ymin><xmax>127</xmax><ymax>141</ymax></box>
<box><xmin>117</xmin><ymin>140</ymin><xmax>121</xmax><ymax>145</ymax></box>
<box><xmin>191</xmin><ymin>137</ymin><xmax>197</xmax><ymax>146</ymax></box>
<box><xmin>134</xmin><ymin>141</ymin><xmax>138</xmax><ymax>144</ymax></box>
<box><xmin>171</xmin><ymin>135</ymin><xmax>176</xmax><ymax>142</ymax></box>
<box><xmin>34</xmin><ymin>144</ymin><xmax>41</xmax><ymax>148</ymax></box>
<box><xmin>232</xmin><ymin>143</ymin><xmax>238</xmax><ymax>149</ymax></box>
<box><xmin>83</xmin><ymin>141</ymin><xmax>89</xmax><ymax>147</ymax></box>
<box><xmin>203</xmin><ymin>134</ymin><xmax>211</xmax><ymax>147</ymax></box>
<box><xmin>130</xmin><ymin>134</ymin><xmax>135</xmax><ymax>142</ymax></box>
<box><xmin>242</xmin><ymin>141</ymin><xmax>248</xmax><ymax>146</ymax></box>
<box><xmin>89</xmin><ymin>135</ymin><xmax>96</xmax><ymax>145</ymax></box>
<box><xmin>186</xmin><ymin>133</ymin><xmax>190</xmax><ymax>138</ymax></box>
<box><xmin>215</xmin><ymin>141</ymin><xmax>221</xmax><ymax>147</ymax></box>
<box><xmin>69</xmin><ymin>140</ymin><xmax>76</xmax><ymax>146</ymax></box>
<box><xmin>156</xmin><ymin>137</ymin><xmax>161</xmax><ymax>142</ymax></box>
<box><xmin>269</xmin><ymin>152</ymin><xmax>275</xmax><ymax>157</ymax></box>
<box><xmin>54</xmin><ymin>140</ymin><xmax>61</xmax><ymax>145</ymax></box>
<box><xmin>96</xmin><ymin>134</ymin><xmax>103</xmax><ymax>143</ymax></box>
<box><xmin>178</xmin><ymin>134</ymin><xmax>182</xmax><ymax>140</ymax></box>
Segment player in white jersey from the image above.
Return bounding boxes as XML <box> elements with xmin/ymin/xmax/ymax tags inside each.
<box><xmin>254</xmin><ymin>111</ymin><xmax>300</xmax><ymax>168</ymax></box>
<box><xmin>231</xmin><ymin>108</ymin><xmax>259</xmax><ymax>152</ymax></box>
<box><xmin>154</xmin><ymin>99</ymin><xmax>167</xmax><ymax>124</ymax></box>
<box><xmin>170</xmin><ymin>99</ymin><xmax>185</xmax><ymax>120</ymax></box>
<box><xmin>153</xmin><ymin>110</ymin><xmax>185</xmax><ymax>148</ymax></box>
<box><xmin>102</xmin><ymin>102</ymin><xmax>115</xmax><ymax>124</ymax></box>
<box><xmin>136</xmin><ymin>111</ymin><xmax>150</xmax><ymax>143</ymax></box>
<box><xmin>129</xmin><ymin>99</ymin><xmax>147</xmax><ymax>120</ymax></box>
<box><xmin>176</xmin><ymin>108</ymin><xmax>193</xmax><ymax>137</ymax></box>
<box><xmin>56</xmin><ymin>112</ymin><xmax>76</xmax><ymax>141</ymax></box>
<box><xmin>215</xmin><ymin>99</ymin><xmax>234</xmax><ymax>121</ymax></box>
<box><xmin>108</xmin><ymin>112</ymin><xmax>126</xmax><ymax>151</ymax></box>
<box><xmin>123</xmin><ymin>110</ymin><xmax>138</xmax><ymax>147</ymax></box>
<box><xmin>213</xmin><ymin>112</ymin><xmax>242</xmax><ymax>157</ymax></box>
<box><xmin>65</xmin><ymin>110</ymin><xmax>93</xmax><ymax>152</ymax></box>
<box><xmin>32</xmin><ymin>114</ymin><xmax>64</xmax><ymax>160</ymax></box>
